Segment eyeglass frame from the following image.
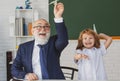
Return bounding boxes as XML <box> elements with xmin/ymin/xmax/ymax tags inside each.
<box><xmin>33</xmin><ymin>25</ymin><xmax>50</xmax><ymax>30</ymax></box>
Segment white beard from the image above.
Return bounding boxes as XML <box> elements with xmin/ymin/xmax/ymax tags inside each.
<box><xmin>34</xmin><ymin>32</ymin><xmax>50</xmax><ymax>45</ymax></box>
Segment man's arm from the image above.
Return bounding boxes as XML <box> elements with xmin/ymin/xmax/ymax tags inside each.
<box><xmin>54</xmin><ymin>3</ymin><xmax>68</xmax><ymax>51</ymax></box>
<box><xmin>11</xmin><ymin>45</ymin><xmax>26</xmax><ymax>79</ymax></box>
<box><xmin>11</xmin><ymin>43</ymin><xmax>39</xmax><ymax>80</ymax></box>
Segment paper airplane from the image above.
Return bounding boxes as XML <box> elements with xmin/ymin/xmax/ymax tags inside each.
<box><xmin>49</xmin><ymin>0</ymin><xmax>59</xmax><ymax>5</ymax></box>
<box><xmin>93</xmin><ymin>24</ymin><xmax>97</xmax><ymax>33</ymax></box>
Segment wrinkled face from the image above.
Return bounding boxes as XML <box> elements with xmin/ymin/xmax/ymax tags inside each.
<box><xmin>32</xmin><ymin>19</ymin><xmax>50</xmax><ymax>45</ymax></box>
<box><xmin>82</xmin><ymin>33</ymin><xmax>95</xmax><ymax>49</ymax></box>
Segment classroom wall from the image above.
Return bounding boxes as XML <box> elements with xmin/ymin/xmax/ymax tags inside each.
<box><xmin>60</xmin><ymin>40</ymin><xmax>120</xmax><ymax>80</ymax></box>
<box><xmin>0</xmin><ymin>0</ymin><xmax>16</xmax><ymax>81</ymax></box>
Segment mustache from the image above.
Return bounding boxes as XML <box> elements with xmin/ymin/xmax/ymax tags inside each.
<box><xmin>38</xmin><ymin>32</ymin><xmax>46</xmax><ymax>34</ymax></box>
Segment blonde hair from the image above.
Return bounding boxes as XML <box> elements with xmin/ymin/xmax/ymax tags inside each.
<box><xmin>76</xmin><ymin>28</ymin><xmax>100</xmax><ymax>50</ymax></box>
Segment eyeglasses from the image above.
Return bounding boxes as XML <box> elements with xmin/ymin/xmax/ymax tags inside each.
<box><xmin>33</xmin><ymin>25</ymin><xmax>50</xmax><ymax>30</ymax></box>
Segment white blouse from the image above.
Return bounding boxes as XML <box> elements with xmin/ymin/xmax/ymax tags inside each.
<box><xmin>76</xmin><ymin>43</ymin><xmax>107</xmax><ymax>80</ymax></box>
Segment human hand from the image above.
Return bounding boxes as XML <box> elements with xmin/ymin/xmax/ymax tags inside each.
<box><xmin>25</xmin><ymin>73</ymin><xmax>38</xmax><ymax>80</ymax></box>
<box><xmin>74</xmin><ymin>54</ymin><xmax>82</xmax><ymax>60</ymax></box>
<box><xmin>81</xmin><ymin>54</ymin><xmax>89</xmax><ymax>60</ymax></box>
<box><xmin>54</xmin><ymin>2</ymin><xmax>64</xmax><ymax>18</ymax></box>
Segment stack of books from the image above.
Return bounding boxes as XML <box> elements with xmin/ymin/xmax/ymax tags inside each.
<box><xmin>15</xmin><ymin>17</ymin><xmax>32</xmax><ymax>36</ymax></box>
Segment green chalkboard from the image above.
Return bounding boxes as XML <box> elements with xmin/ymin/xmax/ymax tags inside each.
<box><xmin>49</xmin><ymin>0</ymin><xmax>120</xmax><ymax>39</ymax></box>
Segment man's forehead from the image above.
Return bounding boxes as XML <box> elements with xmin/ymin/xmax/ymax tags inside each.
<box><xmin>33</xmin><ymin>19</ymin><xmax>49</xmax><ymax>25</ymax></box>
<box><xmin>36</xmin><ymin>20</ymin><xmax>47</xmax><ymax>24</ymax></box>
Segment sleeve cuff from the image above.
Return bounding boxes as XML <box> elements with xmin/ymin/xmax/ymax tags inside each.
<box><xmin>54</xmin><ymin>17</ymin><xmax>63</xmax><ymax>23</ymax></box>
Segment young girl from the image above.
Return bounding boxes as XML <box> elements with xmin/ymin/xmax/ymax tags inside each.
<box><xmin>74</xmin><ymin>28</ymin><xmax>112</xmax><ymax>80</ymax></box>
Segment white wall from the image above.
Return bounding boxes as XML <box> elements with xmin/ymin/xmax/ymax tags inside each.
<box><xmin>0</xmin><ymin>0</ymin><xmax>48</xmax><ymax>81</ymax></box>
<box><xmin>60</xmin><ymin>40</ymin><xmax>120</xmax><ymax>80</ymax></box>
<box><xmin>0</xmin><ymin>1</ymin><xmax>16</xmax><ymax>81</ymax></box>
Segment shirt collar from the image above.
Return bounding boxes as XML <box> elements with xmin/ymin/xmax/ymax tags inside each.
<box><xmin>84</xmin><ymin>47</ymin><xmax>97</xmax><ymax>51</ymax></box>
<box><xmin>34</xmin><ymin>40</ymin><xmax>40</xmax><ymax>46</ymax></box>
<box><xmin>34</xmin><ymin>40</ymin><xmax>48</xmax><ymax>47</ymax></box>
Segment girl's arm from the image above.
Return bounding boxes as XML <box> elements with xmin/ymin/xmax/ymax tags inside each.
<box><xmin>99</xmin><ymin>33</ymin><xmax>112</xmax><ymax>49</ymax></box>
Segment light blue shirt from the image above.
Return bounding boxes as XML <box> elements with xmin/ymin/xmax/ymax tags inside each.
<box><xmin>32</xmin><ymin>41</ymin><xmax>42</xmax><ymax>79</ymax></box>
<box><xmin>76</xmin><ymin>43</ymin><xmax>107</xmax><ymax>80</ymax></box>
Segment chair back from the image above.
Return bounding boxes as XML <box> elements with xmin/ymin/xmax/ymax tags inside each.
<box><xmin>61</xmin><ymin>66</ymin><xmax>78</xmax><ymax>80</ymax></box>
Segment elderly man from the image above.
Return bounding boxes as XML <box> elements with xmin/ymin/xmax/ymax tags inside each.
<box><xmin>11</xmin><ymin>2</ymin><xmax>68</xmax><ymax>80</ymax></box>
